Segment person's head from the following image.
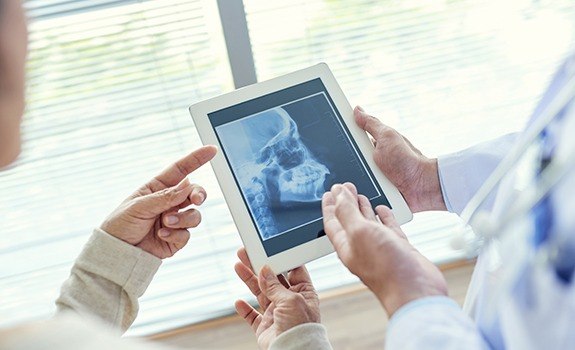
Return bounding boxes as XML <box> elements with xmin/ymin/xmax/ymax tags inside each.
<box><xmin>0</xmin><ymin>0</ymin><xmax>28</xmax><ymax>168</ymax></box>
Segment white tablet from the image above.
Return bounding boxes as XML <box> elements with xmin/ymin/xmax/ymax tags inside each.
<box><xmin>189</xmin><ymin>63</ymin><xmax>412</xmax><ymax>274</ymax></box>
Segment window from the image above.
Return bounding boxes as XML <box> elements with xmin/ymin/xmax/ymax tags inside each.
<box><xmin>242</xmin><ymin>0</ymin><xmax>575</xmax><ymax>265</ymax></box>
<box><xmin>1</xmin><ymin>0</ymin><xmax>234</xmax><ymax>335</ymax></box>
<box><xmin>1</xmin><ymin>0</ymin><xmax>574</xmax><ymax>336</ymax></box>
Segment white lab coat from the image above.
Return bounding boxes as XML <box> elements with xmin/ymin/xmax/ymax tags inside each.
<box><xmin>386</xmin><ymin>52</ymin><xmax>575</xmax><ymax>350</ymax></box>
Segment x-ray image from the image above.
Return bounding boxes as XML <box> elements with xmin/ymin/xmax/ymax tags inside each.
<box><xmin>216</xmin><ymin>92</ymin><xmax>380</xmax><ymax>241</ymax></box>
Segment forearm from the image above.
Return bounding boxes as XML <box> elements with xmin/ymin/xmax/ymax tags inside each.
<box><xmin>56</xmin><ymin>228</ymin><xmax>161</xmax><ymax>332</ymax></box>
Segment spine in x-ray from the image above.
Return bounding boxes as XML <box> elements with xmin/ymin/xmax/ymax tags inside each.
<box><xmin>245</xmin><ymin>177</ymin><xmax>277</xmax><ymax>239</ymax></box>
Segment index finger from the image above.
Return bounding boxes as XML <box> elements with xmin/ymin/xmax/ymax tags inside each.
<box><xmin>287</xmin><ymin>265</ymin><xmax>313</xmax><ymax>287</ymax></box>
<box><xmin>151</xmin><ymin>145</ymin><xmax>217</xmax><ymax>190</ymax></box>
<box><xmin>235</xmin><ymin>261</ymin><xmax>271</xmax><ymax>309</ymax></box>
<box><xmin>237</xmin><ymin>247</ymin><xmax>254</xmax><ymax>271</ymax></box>
<box><xmin>322</xmin><ymin>191</ymin><xmax>350</xmax><ymax>255</ymax></box>
<box><xmin>237</xmin><ymin>247</ymin><xmax>289</xmax><ymax>287</ymax></box>
<box><xmin>333</xmin><ymin>185</ymin><xmax>367</xmax><ymax>232</ymax></box>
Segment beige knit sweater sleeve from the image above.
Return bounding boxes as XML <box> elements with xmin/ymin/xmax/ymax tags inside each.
<box><xmin>52</xmin><ymin>227</ymin><xmax>333</xmax><ymax>349</ymax></box>
<box><xmin>55</xmin><ymin>228</ymin><xmax>161</xmax><ymax>332</ymax></box>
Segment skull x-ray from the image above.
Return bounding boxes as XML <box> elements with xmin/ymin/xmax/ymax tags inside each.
<box><xmin>218</xmin><ymin>106</ymin><xmax>330</xmax><ymax>239</ymax></box>
<box><xmin>216</xmin><ymin>92</ymin><xmax>382</xmax><ymax>242</ymax></box>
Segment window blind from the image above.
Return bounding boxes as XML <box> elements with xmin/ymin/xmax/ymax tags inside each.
<box><xmin>243</xmin><ymin>0</ymin><xmax>575</xmax><ymax>267</ymax></box>
<box><xmin>0</xmin><ymin>0</ymin><xmax>237</xmax><ymax>336</ymax></box>
<box><xmin>0</xmin><ymin>0</ymin><xmax>574</xmax><ymax>337</ymax></box>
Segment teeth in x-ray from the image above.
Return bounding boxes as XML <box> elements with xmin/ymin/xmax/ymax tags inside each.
<box><xmin>279</xmin><ymin>161</ymin><xmax>329</xmax><ymax>202</ymax></box>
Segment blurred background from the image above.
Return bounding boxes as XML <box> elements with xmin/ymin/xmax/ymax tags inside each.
<box><xmin>1</xmin><ymin>0</ymin><xmax>574</xmax><ymax>339</ymax></box>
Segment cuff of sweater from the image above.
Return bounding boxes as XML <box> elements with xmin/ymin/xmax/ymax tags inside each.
<box><xmin>74</xmin><ymin>228</ymin><xmax>162</xmax><ymax>298</ymax></box>
<box><xmin>270</xmin><ymin>323</ymin><xmax>332</xmax><ymax>350</ymax></box>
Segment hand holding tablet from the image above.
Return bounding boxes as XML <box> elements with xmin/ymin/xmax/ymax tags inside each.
<box><xmin>190</xmin><ymin>63</ymin><xmax>412</xmax><ymax>274</ymax></box>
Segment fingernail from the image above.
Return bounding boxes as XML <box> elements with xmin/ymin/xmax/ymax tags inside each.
<box><xmin>158</xmin><ymin>229</ymin><xmax>171</xmax><ymax>237</ymax></box>
<box><xmin>357</xmin><ymin>105</ymin><xmax>364</xmax><ymax>112</ymax></box>
<box><xmin>197</xmin><ymin>192</ymin><xmax>205</xmax><ymax>204</ymax></box>
<box><xmin>166</xmin><ymin>215</ymin><xmax>179</xmax><ymax>225</ymax></box>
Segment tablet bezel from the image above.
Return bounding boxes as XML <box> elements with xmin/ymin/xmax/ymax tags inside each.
<box><xmin>190</xmin><ymin>63</ymin><xmax>412</xmax><ymax>274</ymax></box>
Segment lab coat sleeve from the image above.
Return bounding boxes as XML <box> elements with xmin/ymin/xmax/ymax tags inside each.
<box><xmin>437</xmin><ymin>133</ymin><xmax>518</xmax><ymax>215</ymax></box>
<box><xmin>55</xmin><ymin>228</ymin><xmax>161</xmax><ymax>333</ymax></box>
<box><xmin>385</xmin><ymin>296</ymin><xmax>489</xmax><ymax>350</ymax></box>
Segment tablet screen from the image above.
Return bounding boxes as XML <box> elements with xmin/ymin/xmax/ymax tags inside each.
<box><xmin>209</xmin><ymin>78</ymin><xmax>391</xmax><ymax>256</ymax></box>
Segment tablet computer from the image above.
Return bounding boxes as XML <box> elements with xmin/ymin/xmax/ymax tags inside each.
<box><xmin>190</xmin><ymin>63</ymin><xmax>412</xmax><ymax>274</ymax></box>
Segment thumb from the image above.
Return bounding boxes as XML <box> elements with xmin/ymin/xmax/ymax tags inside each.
<box><xmin>133</xmin><ymin>178</ymin><xmax>193</xmax><ymax>216</ymax></box>
<box><xmin>354</xmin><ymin>105</ymin><xmax>370</xmax><ymax>131</ymax></box>
<box><xmin>258</xmin><ymin>265</ymin><xmax>292</xmax><ymax>303</ymax></box>
<box><xmin>354</xmin><ymin>106</ymin><xmax>386</xmax><ymax>139</ymax></box>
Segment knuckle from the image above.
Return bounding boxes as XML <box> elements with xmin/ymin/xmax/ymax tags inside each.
<box><xmin>165</xmin><ymin>189</ymin><xmax>180</xmax><ymax>204</ymax></box>
<box><xmin>380</xmin><ymin>127</ymin><xmax>397</xmax><ymax>139</ymax></box>
<box><xmin>175</xmin><ymin>162</ymin><xmax>190</xmax><ymax>177</ymax></box>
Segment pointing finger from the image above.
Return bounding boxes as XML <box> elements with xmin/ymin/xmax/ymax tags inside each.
<box><xmin>148</xmin><ymin>146</ymin><xmax>217</xmax><ymax>191</ymax></box>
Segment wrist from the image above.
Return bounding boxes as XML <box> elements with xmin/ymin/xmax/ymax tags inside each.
<box><xmin>408</xmin><ymin>158</ymin><xmax>446</xmax><ymax>212</ymax></box>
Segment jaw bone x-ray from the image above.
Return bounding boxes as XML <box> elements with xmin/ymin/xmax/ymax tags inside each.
<box><xmin>218</xmin><ymin>106</ymin><xmax>331</xmax><ymax>240</ymax></box>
